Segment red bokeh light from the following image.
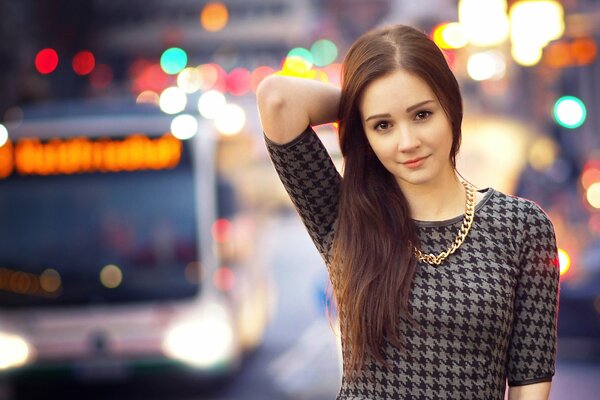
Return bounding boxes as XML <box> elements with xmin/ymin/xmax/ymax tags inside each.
<box><xmin>35</xmin><ymin>48</ymin><xmax>59</xmax><ymax>74</ymax></box>
<box><xmin>226</xmin><ymin>67</ymin><xmax>251</xmax><ymax>96</ymax></box>
<box><xmin>72</xmin><ymin>51</ymin><xmax>96</xmax><ymax>76</ymax></box>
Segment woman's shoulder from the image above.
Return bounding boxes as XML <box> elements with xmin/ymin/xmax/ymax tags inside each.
<box><xmin>484</xmin><ymin>187</ymin><xmax>553</xmax><ymax>228</ymax></box>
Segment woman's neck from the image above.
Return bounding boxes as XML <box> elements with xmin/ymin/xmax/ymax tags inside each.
<box><xmin>399</xmin><ymin>173</ymin><xmax>467</xmax><ymax>222</ymax></box>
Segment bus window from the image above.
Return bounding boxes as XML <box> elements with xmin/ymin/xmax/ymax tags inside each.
<box><xmin>0</xmin><ymin>138</ymin><xmax>200</xmax><ymax>308</ymax></box>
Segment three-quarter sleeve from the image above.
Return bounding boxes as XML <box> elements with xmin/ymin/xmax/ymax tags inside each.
<box><xmin>264</xmin><ymin>125</ymin><xmax>342</xmax><ymax>265</ymax></box>
<box><xmin>506</xmin><ymin>200</ymin><xmax>560</xmax><ymax>386</ymax></box>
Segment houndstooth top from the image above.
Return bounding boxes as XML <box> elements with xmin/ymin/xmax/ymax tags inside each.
<box><xmin>264</xmin><ymin>125</ymin><xmax>560</xmax><ymax>400</ymax></box>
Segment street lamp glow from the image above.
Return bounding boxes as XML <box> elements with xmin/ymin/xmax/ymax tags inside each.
<box><xmin>459</xmin><ymin>0</ymin><xmax>509</xmax><ymax>46</ymax></box>
<box><xmin>215</xmin><ymin>104</ymin><xmax>245</xmax><ymax>136</ymax></box>
<box><xmin>159</xmin><ymin>87</ymin><xmax>187</xmax><ymax>115</ymax></box>
<box><xmin>198</xmin><ymin>90</ymin><xmax>226</xmax><ymax>119</ymax></box>
<box><xmin>553</xmin><ymin>96</ymin><xmax>586</xmax><ymax>129</ymax></box>
<box><xmin>171</xmin><ymin>115</ymin><xmax>198</xmax><ymax>140</ymax></box>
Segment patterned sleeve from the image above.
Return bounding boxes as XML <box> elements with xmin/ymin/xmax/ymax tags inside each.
<box><xmin>506</xmin><ymin>200</ymin><xmax>560</xmax><ymax>386</ymax></box>
<box><xmin>264</xmin><ymin>125</ymin><xmax>342</xmax><ymax>265</ymax></box>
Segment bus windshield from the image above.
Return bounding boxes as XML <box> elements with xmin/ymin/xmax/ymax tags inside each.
<box><xmin>0</xmin><ymin>137</ymin><xmax>200</xmax><ymax>308</ymax></box>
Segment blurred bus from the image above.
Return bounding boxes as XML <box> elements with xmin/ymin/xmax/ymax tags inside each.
<box><xmin>0</xmin><ymin>99</ymin><xmax>273</xmax><ymax>389</ymax></box>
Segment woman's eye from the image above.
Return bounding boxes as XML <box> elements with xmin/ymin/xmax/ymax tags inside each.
<box><xmin>374</xmin><ymin>121</ymin><xmax>391</xmax><ymax>131</ymax></box>
<box><xmin>415</xmin><ymin>111</ymin><xmax>432</xmax><ymax>120</ymax></box>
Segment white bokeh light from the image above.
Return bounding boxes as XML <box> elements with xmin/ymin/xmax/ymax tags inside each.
<box><xmin>177</xmin><ymin>67</ymin><xmax>203</xmax><ymax>94</ymax></box>
<box><xmin>159</xmin><ymin>87</ymin><xmax>187</xmax><ymax>115</ymax></box>
<box><xmin>171</xmin><ymin>114</ymin><xmax>198</xmax><ymax>140</ymax></box>
<box><xmin>0</xmin><ymin>124</ymin><xmax>8</xmax><ymax>147</ymax></box>
<box><xmin>198</xmin><ymin>90</ymin><xmax>227</xmax><ymax>119</ymax></box>
<box><xmin>215</xmin><ymin>104</ymin><xmax>246</xmax><ymax>136</ymax></box>
<box><xmin>467</xmin><ymin>51</ymin><xmax>506</xmax><ymax>81</ymax></box>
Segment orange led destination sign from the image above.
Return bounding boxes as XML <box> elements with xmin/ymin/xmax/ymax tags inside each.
<box><xmin>0</xmin><ymin>133</ymin><xmax>182</xmax><ymax>179</ymax></box>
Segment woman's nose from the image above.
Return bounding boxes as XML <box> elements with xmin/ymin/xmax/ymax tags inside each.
<box><xmin>397</xmin><ymin>127</ymin><xmax>421</xmax><ymax>152</ymax></box>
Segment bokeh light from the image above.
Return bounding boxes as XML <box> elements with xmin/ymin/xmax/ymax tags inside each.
<box><xmin>212</xmin><ymin>218</ymin><xmax>232</xmax><ymax>243</ymax></box>
<box><xmin>510</xmin><ymin>0</ymin><xmax>564</xmax><ymax>49</ymax></box>
<box><xmin>177</xmin><ymin>67</ymin><xmax>203</xmax><ymax>93</ymax></box>
<box><xmin>213</xmin><ymin>266</ymin><xmax>235</xmax><ymax>291</ymax></box>
<box><xmin>72</xmin><ymin>50</ymin><xmax>95</xmax><ymax>75</ymax></box>
<box><xmin>161</xmin><ymin>48</ymin><xmax>188</xmax><ymax>75</ymax></box>
<box><xmin>136</xmin><ymin>90</ymin><xmax>160</xmax><ymax>106</ymax></box>
<box><xmin>558</xmin><ymin>248</ymin><xmax>571</xmax><ymax>276</ymax></box>
<box><xmin>553</xmin><ymin>96</ymin><xmax>586</xmax><ymax>129</ymax></box>
<box><xmin>215</xmin><ymin>103</ymin><xmax>246</xmax><ymax>136</ymax></box>
<box><xmin>288</xmin><ymin>48</ymin><xmax>313</xmax><ymax>65</ymax></box>
<box><xmin>0</xmin><ymin>124</ymin><xmax>8</xmax><ymax>147</ymax></box>
<box><xmin>171</xmin><ymin>114</ymin><xmax>198</xmax><ymax>140</ymax></box>
<box><xmin>467</xmin><ymin>50</ymin><xmax>506</xmax><ymax>81</ymax></box>
<box><xmin>39</xmin><ymin>269</ymin><xmax>61</xmax><ymax>293</ymax></box>
<box><xmin>511</xmin><ymin>45</ymin><xmax>543</xmax><ymax>67</ymax></box>
<box><xmin>201</xmin><ymin>2</ymin><xmax>229</xmax><ymax>32</ymax></box>
<box><xmin>100</xmin><ymin>264</ymin><xmax>123</xmax><ymax>289</ymax></box>
<box><xmin>198</xmin><ymin>90</ymin><xmax>226</xmax><ymax>119</ymax></box>
<box><xmin>251</xmin><ymin>66</ymin><xmax>275</xmax><ymax>93</ymax></box>
<box><xmin>528</xmin><ymin>137</ymin><xmax>558</xmax><ymax>171</ymax></box>
<box><xmin>90</xmin><ymin>64</ymin><xmax>113</xmax><ymax>89</ymax></box>
<box><xmin>459</xmin><ymin>0</ymin><xmax>509</xmax><ymax>46</ymax></box>
<box><xmin>159</xmin><ymin>87</ymin><xmax>187</xmax><ymax>114</ymax></box>
<box><xmin>311</xmin><ymin>39</ymin><xmax>338</xmax><ymax>67</ymax></box>
<box><xmin>198</xmin><ymin>63</ymin><xmax>226</xmax><ymax>92</ymax></box>
<box><xmin>432</xmin><ymin>22</ymin><xmax>468</xmax><ymax>49</ymax></box>
<box><xmin>581</xmin><ymin>160</ymin><xmax>600</xmax><ymax>189</ymax></box>
<box><xmin>586</xmin><ymin>182</ymin><xmax>600</xmax><ymax>209</ymax></box>
<box><xmin>35</xmin><ymin>48</ymin><xmax>59</xmax><ymax>74</ymax></box>
<box><xmin>226</xmin><ymin>67</ymin><xmax>252</xmax><ymax>96</ymax></box>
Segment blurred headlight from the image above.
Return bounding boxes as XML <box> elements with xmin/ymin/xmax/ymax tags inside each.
<box><xmin>0</xmin><ymin>333</ymin><xmax>31</xmax><ymax>370</ymax></box>
<box><xmin>162</xmin><ymin>303</ymin><xmax>235</xmax><ymax>368</ymax></box>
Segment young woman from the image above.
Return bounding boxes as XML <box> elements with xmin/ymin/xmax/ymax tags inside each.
<box><xmin>256</xmin><ymin>24</ymin><xmax>559</xmax><ymax>400</ymax></box>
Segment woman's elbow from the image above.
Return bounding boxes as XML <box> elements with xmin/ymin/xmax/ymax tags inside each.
<box><xmin>257</xmin><ymin>75</ymin><xmax>286</xmax><ymax>114</ymax></box>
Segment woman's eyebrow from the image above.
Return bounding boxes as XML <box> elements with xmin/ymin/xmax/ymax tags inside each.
<box><xmin>364</xmin><ymin>99</ymin><xmax>435</xmax><ymax>122</ymax></box>
<box><xmin>406</xmin><ymin>99</ymin><xmax>434</xmax><ymax>113</ymax></box>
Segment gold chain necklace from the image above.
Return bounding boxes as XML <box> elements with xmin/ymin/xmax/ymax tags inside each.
<box><xmin>413</xmin><ymin>181</ymin><xmax>476</xmax><ymax>266</ymax></box>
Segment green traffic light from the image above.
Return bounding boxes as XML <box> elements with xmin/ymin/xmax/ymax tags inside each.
<box><xmin>160</xmin><ymin>48</ymin><xmax>188</xmax><ymax>75</ymax></box>
<box><xmin>553</xmin><ymin>95</ymin><xmax>586</xmax><ymax>129</ymax></box>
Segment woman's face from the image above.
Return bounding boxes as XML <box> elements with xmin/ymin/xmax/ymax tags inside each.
<box><xmin>359</xmin><ymin>68</ymin><xmax>455</xmax><ymax>191</ymax></box>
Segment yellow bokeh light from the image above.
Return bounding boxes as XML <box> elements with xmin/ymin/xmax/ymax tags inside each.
<box><xmin>528</xmin><ymin>137</ymin><xmax>557</xmax><ymax>171</ymax></box>
<box><xmin>558</xmin><ymin>248</ymin><xmax>570</xmax><ymax>276</ymax></box>
<box><xmin>459</xmin><ymin>0</ymin><xmax>510</xmax><ymax>47</ymax></box>
<box><xmin>510</xmin><ymin>0</ymin><xmax>564</xmax><ymax>50</ymax></box>
<box><xmin>200</xmin><ymin>2</ymin><xmax>229</xmax><ymax>32</ymax></box>
<box><xmin>100</xmin><ymin>264</ymin><xmax>123</xmax><ymax>289</ymax></box>
<box><xmin>39</xmin><ymin>269</ymin><xmax>61</xmax><ymax>293</ymax></box>
<box><xmin>281</xmin><ymin>56</ymin><xmax>313</xmax><ymax>76</ymax></box>
<box><xmin>511</xmin><ymin>45</ymin><xmax>543</xmax><ymax>66</ymax></box>
<box><xmin>586</xmin><ymin>182</ymin><xmax>600</xmax><ymax>209</ymax></box>
<box><xmin>433</xmin><ymin>23</ymin><xmax>468</xmax><ymax>49</ymax></box>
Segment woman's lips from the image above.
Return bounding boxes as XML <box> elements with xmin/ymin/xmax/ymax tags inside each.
<box><xmin>402</xmin><ymin>155</ymin><xmax>428</xmax><ymax>169</ymax></box>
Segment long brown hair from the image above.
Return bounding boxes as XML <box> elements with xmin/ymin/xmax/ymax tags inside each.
<box><xmin>331</xmin><ymin>24</ymin><xmax>463</xmax><ymax>380</ymax></box>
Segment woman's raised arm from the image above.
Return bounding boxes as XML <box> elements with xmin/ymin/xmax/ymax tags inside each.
<box><xmin>256</xmin><ymin>75</ymin><xmax>340</xmax><ymax>144</ymax></box>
